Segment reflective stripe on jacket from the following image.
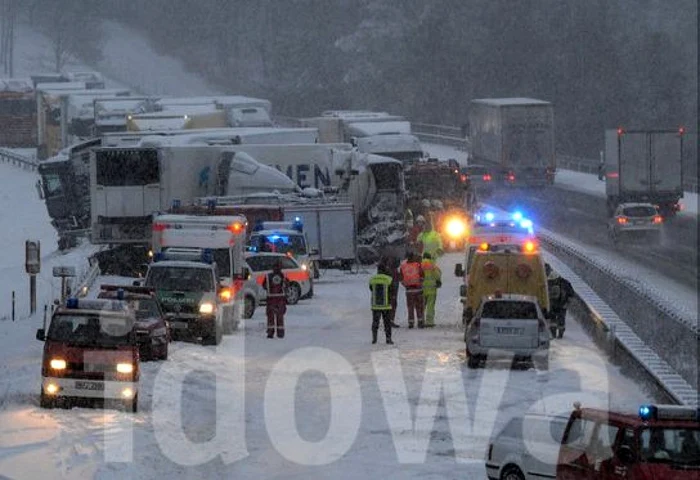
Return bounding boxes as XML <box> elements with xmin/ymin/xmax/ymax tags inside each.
<box><xmin>369</xmin><ymin>274</ymin><xmax>393</xmax><ymax>310</ymax></box>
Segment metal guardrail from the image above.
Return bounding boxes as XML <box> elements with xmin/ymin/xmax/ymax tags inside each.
<box><xmin>540</xmin><ymin>227</ymin><xmax>699</xmax><ymax>402</ymax></box>
<box><xmin>73</xmin><ymin>257</ymin><xmax>101</xmax><ymax>298</ymax></box>
<box><xmin>0</xmin><ymin>148</ymin><xmax>37</xmax><ymax>171</ymax></box>
<box><xmin>544</xmin><ymin>250</ymin><xmax>698</xmax><ymax>406</ymax></box>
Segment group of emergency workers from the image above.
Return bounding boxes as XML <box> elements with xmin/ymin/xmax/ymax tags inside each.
<box><xmin>368</xmin><ymin>215</ymin><xmax>445</xmax><ymax>344</ymax></box>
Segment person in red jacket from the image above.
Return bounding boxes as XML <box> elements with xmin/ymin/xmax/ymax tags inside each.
<box><xmin>262</xmin><ymin>260</ymin><xmax>289</xmax><ymax>338</ymax></box>
<box><xmin>399</xmin><ymin>252</ymin><xmax>425</xmax><ymax>328</ymax></box>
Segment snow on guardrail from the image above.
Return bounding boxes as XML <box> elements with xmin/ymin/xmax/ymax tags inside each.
<box><xmin>0</xmin><ymin>148</ymin><xmax>37</xmax><ymax>171</ymax></box>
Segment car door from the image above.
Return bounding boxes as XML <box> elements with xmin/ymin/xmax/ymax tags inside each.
<box><xmin>522</xmin><ymin>417</ymin><xmax>567</xmax><ymax>479</ymax></box>
<box><xmin>558</xmin><ymin>415</ymin><xmax>598</xmax><ymax>479</ymax></box>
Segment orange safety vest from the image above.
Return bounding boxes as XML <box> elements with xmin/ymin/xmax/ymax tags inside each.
<box><xmin>400</xmin><ymin>262</ymin><xmax>422</xmax><ymax>290</ymax></box>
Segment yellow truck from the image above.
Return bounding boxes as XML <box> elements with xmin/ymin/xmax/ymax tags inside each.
<box><xmin>454</xmin><ymin>246</ymin><xmax>550</xmax><ymax>324</ymax></box>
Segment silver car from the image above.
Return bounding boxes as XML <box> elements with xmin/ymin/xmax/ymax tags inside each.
<box><xmin>608</xmin><ymin>202</ymin><xmax>663</xmax><ymax>244</ymax></box>
<box><xmin>485</xmin><ymin>414</ymin><xmax>569</xmax><ymax>480</ymax></box>
<box><xmin>465</xmin><ymin>294</ymin><xmax>550</xmax><ymax>370</ymax></box>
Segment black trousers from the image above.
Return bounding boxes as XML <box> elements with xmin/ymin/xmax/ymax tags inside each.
<box><xmin>372</xmin><ymin>310</ymin><xmax>392</xmax><ymax>337</ymax></box>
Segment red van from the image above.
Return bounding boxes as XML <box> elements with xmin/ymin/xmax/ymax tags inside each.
<box><xmin>557</xmin><ymin>403</ymin><xmax>700</xmax><ymax>479</ymax></box>
<box><xmin>36</xmin><ymin>298</ymin><xmax>140</xmax><ymax>412</ymax></box>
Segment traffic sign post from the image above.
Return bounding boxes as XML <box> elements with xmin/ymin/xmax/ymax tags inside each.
<box><xmin>25</xmin><ymin>240</ymin><xmax>40</xmax><ymax>315</ymax></box>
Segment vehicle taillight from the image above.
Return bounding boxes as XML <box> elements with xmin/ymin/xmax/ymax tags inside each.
<box><xmin>483</xmin><ymin>174</ymin><xmax>492</xmax><ymax>181</ymax></box>
<box><xmin>219</xmin><ymin>288</ymin><xmax>232</xmax><ymax>301</ymax></box>
<box><xmin>228</xmin><ymin>222</ymin><xmax>244</xmax><ymax>234</ymax></box>
<box><xmin>617</xmin><ymin>216</ymin><xmax>628</xmax><ymax>224</ymax></box>
<box><xmin>653</xmin><ymin>215</ymin><xmax>663</xmax><ymax>224</ymax></box>
<box><xmin>152</xmin><ymin>223</ymin><xmax>168</xmax><ymax>232</ymax></box>
<box><xmin>507</xmin><ymin>173</ymin><xmax>515</xmax><ymax>182</ymax></box>
<box><xmin>460</xmin><ymin>174</ymin><xmax>468</xmax><ymax>182</ymax></box>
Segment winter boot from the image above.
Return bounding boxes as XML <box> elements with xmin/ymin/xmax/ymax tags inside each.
<box><xmin>277</xmin><ymin>329</ymin><xmax>285</xmax><ymax>339</ymax></box>
<box><xmin>267</xmin><ymin>331</ymin><xmax>274</xmax><ymax>339</ymax></box>
<box><xmin>386</xmin><ymin>334</ymin><xmax>394</xmax><ymax>345</ymax></box>
<box><xmin>372</xmin><ymin>330</ymin><xmax>378</xmax><ymax>344</ymax></box>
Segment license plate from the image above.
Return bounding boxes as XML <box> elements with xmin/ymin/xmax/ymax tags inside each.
<box><xmin>170</xmin><ymin>321</ymin><xmax>188</xmax><ymax>329</ymax></box>
<box><xmin>75</xmin><ymin>381</ymin><xmax>104</xmax><ymax>391</ymax></box>
<box><xmin>633</xmin><ymin>220</ymin><xmax>646</xmax><ymax>225</ymax></box>
<box><xmin>496</xmin><ymin>327</ymin><xmax>524</xmax><ymax>335</ymax></box>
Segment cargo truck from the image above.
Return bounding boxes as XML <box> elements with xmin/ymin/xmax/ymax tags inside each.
<box><xmin>468</xmin><ymin>98</ymin><xmax>556</xmax><ymax>187</ymax></box>
<box><xmin>602</xmin><ymin>127</ymin><xmax>685</xmax><ymax>217</ymax></box>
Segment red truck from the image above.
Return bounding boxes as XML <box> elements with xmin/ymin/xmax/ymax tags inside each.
<box><xmin>36</xmin><ymin>298</ymin><xmax>140</xmax><ymax>412</ymax></box>
<box><xmin>557</xmin><ymin>402</ymin><xmax>700</xmax><ymax>479</ymax></box>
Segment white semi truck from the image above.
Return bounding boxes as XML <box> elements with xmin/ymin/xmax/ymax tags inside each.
<box><xmin>301</xmin><ymin>110</ymin><xmax>423</xmax><ymax>163</ymax></box>
<box><xmin>603</xmin><ymin>127</ymin><xmax>685</xmax><ymax>217</ymax></box>
<box><xmin>468</xmin><ymin>97</ymin><xmax>556</xmax><ymax>187</ymax></box>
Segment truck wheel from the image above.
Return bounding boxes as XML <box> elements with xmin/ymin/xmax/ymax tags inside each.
<box><xmin>243</xmin><ymin>295</ymin><xmax>256</xmax><ymax>319</ymax></box>
<box><xmin>286</xmin><ymin>282</ymin><xmax>302</xmax><ymax>305</ymax></box>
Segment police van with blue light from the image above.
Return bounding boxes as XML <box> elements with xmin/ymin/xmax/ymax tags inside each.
<box><xmin>35</xmin><ymin>298</ymin><xmax>140</xmax><ymax>412</ymax></box>
<box><xmin>248</xmin><ymin>218</ymin><xmax>317</xmax><ymax>296</ymax></box>
<box><xmin>143</xmin><ymin>248</ymin><xmax>227</xmax><ymax>345</ymax></box>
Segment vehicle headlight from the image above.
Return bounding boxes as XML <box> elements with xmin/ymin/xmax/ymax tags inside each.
<box><xmin>199</xmin><ymin>302</ymin><xmax>215</xmax><ymax>314</ymax></box>
<box><xmin>445</xmin><ymin>218</ymin><xmax>466</xmax><ymax>238</ymax></box>
<box><xmin>300</xmin><ymin>264</ymin><xmax>308</xmax><ymax>271</ymax></box>
<box><xmin>50</xmin><ymin>359</ymin><xmax>66</xmax><ymax>370</ymax></box>
<box><xmin>116</xmin><ymin>363</ymin><xmax>134</xmax><ymax>374</ymax></box>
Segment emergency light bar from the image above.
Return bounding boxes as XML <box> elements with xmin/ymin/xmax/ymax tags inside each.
<box><xmin>253</xmin><ymin>219</ymin><xmax>303</xmax><ymax>233</ymax></box>
<box><xmin>154</xmin><ymin>247</ymin><xmax>214</xmax><ymax>264</ymax></box>
<box><xmin>638</xmin><ymin>404</ymin><xmax>700</xmax><ymax>422</ymax></box>
<box><xmin>100</xmin><ymin>284</ymin><xmax>155</xmax><ymax>295</ymax></box>
<box><xmin>65</xmin><ymin>298</ymin><xmax>129</xmax><ymax>311</ymax></box>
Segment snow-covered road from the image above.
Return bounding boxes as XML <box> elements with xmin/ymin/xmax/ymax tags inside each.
<box><xmin>0</xmin><ymin>252</ymin><xmax>652</xmax><ymax>478</ymax></box>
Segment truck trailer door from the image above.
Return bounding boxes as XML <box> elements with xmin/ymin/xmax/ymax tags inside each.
<box><xmin>619</xmin><ymin>133</ymin><xmax>651</xmax><ymax>193</ymax></box>
<box><xmin>649</xmin><ymin>132</ymin><xmax>682</xmax><ymax>194</ymax></box>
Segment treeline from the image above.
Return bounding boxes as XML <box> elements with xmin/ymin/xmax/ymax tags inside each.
<box><xmin>20</xmin><ymin>0</ymin><xmax>698</xmax><ymax>159</ymax></box>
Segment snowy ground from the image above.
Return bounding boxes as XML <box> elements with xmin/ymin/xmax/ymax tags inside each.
<box><xmin>0</xmin><ymin>255</ymin><xmax>653</xmax><ymax>479</ymax></box>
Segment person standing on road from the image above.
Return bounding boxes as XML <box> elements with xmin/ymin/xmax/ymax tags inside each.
<box><xmin>262</xmin><ymin>260</ymin><xmax>289</xmax><ymax>339</ymax></box>
<box><xmin>421</xmin><ymin>252</ymin><xmax>442</xmax><ymax>328</ymax></box>
<box><xmin>545</xmin><ymin>263</ymin><xmax>574</xmax><ymax>338</ymax></box>
<box><xmin>369</xmin><ymin>264</ymin><xmax>394</xmax><ymax>345</ymax></box>
<box><xmin>381</xmin><ymin>255</ymin><xmax>401</xmax><ymax>328</ymax></box>
<box><xmin>417</xmin><ymin>215</ymin><xmax>444</xmax><ymax>260</ymax></box>
<box><xmin>399</xmin><ymin>252</ymin><xmax>424</xmax><ymax>328</ymax></box>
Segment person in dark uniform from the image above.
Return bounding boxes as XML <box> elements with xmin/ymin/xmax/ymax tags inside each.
<box><xmin>262</xmin><ymin>260</ymin><xmax>289</xmax><ymax>338</ymax></box>
<box><xmin>380</xmin><ymin>256</ymin><xmax>401</xmax><ymax>328</ymax></box>
<box><xmin>545</xmin><ymin>263</ymin><xmax>575</xmax><ymax>338</ymax></box>
<box><xmin>369</xmin><ymin>264</ymin><xmax>394</xmax><ymax>345</ymax></box>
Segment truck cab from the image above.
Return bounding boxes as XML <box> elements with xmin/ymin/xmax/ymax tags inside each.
<box><xmin>144</xmin><ymin>249</ymin><xmax>225</xmax><ymax>344</ymax></box>
<box><xmin>36</xmin><ymin>298</ymin><xmax>140</xmax><ymax>412</ymax></box>
<box><xmin>557</xmin><ymin>403</ymin><xmax>700</xmax><ymax>479</ymax></box>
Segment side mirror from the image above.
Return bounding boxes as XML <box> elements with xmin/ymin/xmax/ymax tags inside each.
<box><xmin>36</xmin><ymin>328</ymin><xmax>46</xmax><ymax>341</ymax></box>
<box><xmin>454</xmin><ymin>263</ymin><xmax>464</xmax><ymax>277</ymax></box>
<box><xmin>459</xmin><ymin>284</ymin><xmax>467</xmax><ymax>297</ymax></box>
<box><xmin>617</xmin><ymin>445</ymin><xmax>637</xmax><ymax>465</ymax></box>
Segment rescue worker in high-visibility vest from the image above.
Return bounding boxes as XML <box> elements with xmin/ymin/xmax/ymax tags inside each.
<box><xmin>379</xmin><ymin>255</ymin><xmax>401</xmax><ymax>328</ymax></box>
<box><xmin>262</xmin><ymin>261</ymin><xmax>289</xmax><ymax>338</ymax></box>
<box><xmin>369</xmin><ymin>265</ymin><xmax>394</xmax><ymax>345</ymax></box>
<box><xmin>399</xmin><ymin>252</ymin><xmax>424</xmax><ymax>328</ymax></box>
<box><xmin>421</xmin><ymin>252</ymin><xmax>442</xmax><ymax>328</ymax></box>
<box><xmin>417</xmin><ymin>216</ymin><xmax>444</xmax><ymax>260</ymax></box>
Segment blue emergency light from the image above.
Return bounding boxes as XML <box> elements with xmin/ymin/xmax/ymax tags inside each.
<box><xmin>292</xmin><ymin>218</ymin><xmax>303</xmax><ymax>232</ymax></box>
<box><xmin>66</xmin><ymin>297</ymin><xmax>79</xmax><ymax>309</ymax></box>
<box><xmin>512</xmin><ymin>211</ymin><xmax>523</xmax><ymax>221</ymax></box>
<box><xmin>484</xmin><ymin>212</ymin><xmax>495</xmax><ymax>222</ymax></box>
<box><xmin>639</xmin><ymin>405</ymin><xmax>655</xmax><ymax>420</ymax></box>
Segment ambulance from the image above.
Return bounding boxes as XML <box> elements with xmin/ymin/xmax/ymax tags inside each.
<box><xmin>455</xmin><ymin>243</ymin><xmax>549</xmax><ymax>325</ymax></box>
<box><xmin>455</xmin><ymin>210</ymin><xmax>537</xmax><ymax>295</ymax></box>
<box><xmin>151</xmin><ymin>214</ymin><xmax>256</xmax><ymax>326</ymax></box>
<box><xmin>36</xmin><ymin>298</ymin><xmax>140</xmax><ymax>412</ymax></box>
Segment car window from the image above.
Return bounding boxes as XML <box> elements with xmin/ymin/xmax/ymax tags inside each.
<box><xmin>498</xmin><ymin>417</ymin><xmax>523</xmax><ymax>439</ymax></box>
<box><xmin>564</xmin><ymin>417</ymin><xmax>596</xmax><ymax>449</ymax></box>
<box><xmin>523</xmin><ymin>417</ymin><xmax>569</xmax><ymax>444</ymax></box>
<box><xmin>145</xmin><ymin>266</ymin><xmax>214</xmax><ymax>292</ymax></box>
<box><xmin>622</xmin><ymin>206</ymin><xmax>656</xmax><ymax>217</ymax></box>
<box><xmin>481</xmin><ymin>301</ymin><xmax>538</xmax><ymax>319</ymax></box>
<box><xmin>588</xmin><ymin>423</ymin><xmax>620</xmax><ymax>462</ymax></box>
<box><xmin>246</xmin><ymin>256</ymin><xmax>266</xmax><ymax>272</ymax></box>
<box><xmin>280</xmin><ymin>257</ymin><xmax>298</xmax><ymax>269</ymax></box>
